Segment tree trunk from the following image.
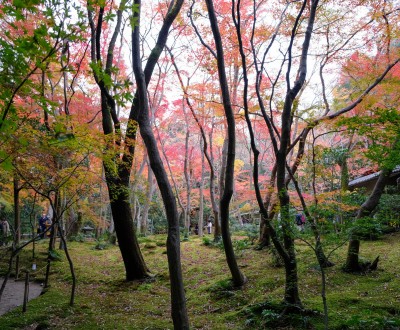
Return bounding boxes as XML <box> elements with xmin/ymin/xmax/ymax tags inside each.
<box><xmin>344</xmin><ymin>168</ymin><xmax>391</xmax><ymax>272</ymax></box>
<box><xmin>215</xmin><ymin>136</ymin><xmax>228</xmax><ymax>241</ymax></box>
<box><xmin>198</xmin><ymin>139</ymin><xmax>205</xmax><ymax>236</ymax></box>
<box><xmin>87</xmin><ymin>0</ymin><xmax>151</xmax><ymax>280</ymax></box>
<box><xmin>13</xmin><ymin>175</ymin><xmax>21</xmax><ymax>279</ymax></box>
<box><xmin>205</xmin><ymin>0</ymin><xmax>246</xmax><ymax>287</ymax></box>
<box><xmin>106</xmin><ymin>177</ymin><xmax>150</xmax><ymax>280</ymax></box>
<box><xmin>141</xmin><ymin>163</ymin><xmax>155</xmax><ymax>235</ymax></box>
<box><xmin>132</xmin><ymin>1</ymin><xmax>189</xmax><ymax>326</ymax></box>
<box><xmin>209</xmin><ymin>128</ymin><xmax>220</xmax><ymax>239</ymax></box>
<box><xmin>183</xmin><ymin>128</ymin><xmax>191</xmax><ymax>234</ymax></box>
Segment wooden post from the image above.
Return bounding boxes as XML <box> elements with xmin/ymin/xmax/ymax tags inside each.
<box><xmin>22</xmin><ymin>271</ymin><xmax>30</xmax><ymax>312</ymax></box>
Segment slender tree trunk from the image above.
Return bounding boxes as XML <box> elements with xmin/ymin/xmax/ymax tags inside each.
<box><xmin>205</xmin><ymin>0</ymin><xmax>246</xmax><ymax>287</ymax></box>
<box><xmin>13</xmin><ymin>175</ymin><xmax>21</xmax><ymax>279</ymax></box>
<box><xmin>198</xmin><ymin>142</ymin><xmax>205</xmax><ymax>237</ymax></box>
<box><xmin>209</xmin><ymin>128</ymin><xmax>220</xmax><ymax>239</ymax></box>
<box><xmin>183</xmin><ymin>128</ymin><xmax>191</xmax><ymax>233</ymax></box>
<box><xmin>215</xmin><ymin>136</ymin><xmax>228</xmax><ymax>241</ymax></box>
<box><xmin>141</xmin><ymin>163</ymin><xmax>155</xmax><ymax>235</ymax></box>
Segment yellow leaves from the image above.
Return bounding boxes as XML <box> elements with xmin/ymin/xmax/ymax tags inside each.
<box><xmin>214</xmin><ymin>135</ymin><xmax>225</xmax><ymax>147</ymax></box>
<box><xmin>234</xmin><ymin>158</ymin><xmax>245</xmax><ymax>172</ymax></box>
<box><xmin>240</xmin><ymin>202</ymin><xmax>252</xmax><ymax>213</ymax></box>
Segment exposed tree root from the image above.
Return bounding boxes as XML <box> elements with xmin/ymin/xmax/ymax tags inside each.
<box><xmin>343</xmin><ymin>255</ymin><xmax>380</xmax><ymax>274</ymax></box>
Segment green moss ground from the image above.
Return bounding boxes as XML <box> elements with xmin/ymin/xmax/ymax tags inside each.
<box><xmin>0</xmin><ymin>232</ymin><xmax>399</xmax><ymax>329</ymax></box>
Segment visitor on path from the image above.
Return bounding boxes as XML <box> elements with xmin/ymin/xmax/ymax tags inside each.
<box><xmin>39</xmin><ymin>213</ymin><xmax>49</xmax><ymax>238</ymax></box>
<box><xmin>194</xmin><ymin>224</ymin><xmax>199</xmax><ymax>235</ymax></box>
<box><xmin>207</xmin><ymin>220</ymin><xmax>213</xmax><ymax>234</ymax></box>
<box><xmin>295</xmin><ymin>212</ymin><xmax>306</xmax><ymax>232</ymax></box>
<box><xmin>0</xmin><ymin>218</ymin><xmax>10</xmax><ymax>246</ymax></box>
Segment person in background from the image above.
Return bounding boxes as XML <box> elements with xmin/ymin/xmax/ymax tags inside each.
<box><xmin>207</xmin><ymin>220</ymin><xmax>213</xmax><ymax>234</ymax></box>
<box><xmin>295</xmin><ymin>212</ymin><xmax>305</xmax><ymax>232</ymax></box>
<box><xmin>39</xmin><ymin>213</ymin><xmax>48</xmax><ymax>238</ymax></box>
<box><xmin>0</xmin><ymin>218</ymin><xmax>10</xmax><ymax>246</ymax></box>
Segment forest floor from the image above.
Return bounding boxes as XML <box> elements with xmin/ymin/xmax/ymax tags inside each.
<box><xmin>0</xmin><ymin>231</ymin><xmax>399</xmax><ymax>329</ymax></box>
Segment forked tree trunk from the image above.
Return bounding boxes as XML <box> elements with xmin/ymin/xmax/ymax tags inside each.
<box><xmin>87</xmin><ymin>1</ymin><xmax>150</xmax><ymax>281</ymax></box>
<box><xmin>275</xmin><ymin>0</ymin><xmax>319</xmax><ymax>306</ymax></box>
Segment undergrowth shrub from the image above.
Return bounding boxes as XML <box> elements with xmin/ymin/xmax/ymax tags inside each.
<box><xmin>94</xmin><ymin>239</ymin><xmax>109</xmax><ymax>250</ymax></box>
<box><xmin>350</xmin><ymin>217</ymin><xmax>383</xmax><ymax>240</ymax></box>
<box><xmin>69</xmin><ymin>233</ymin><xmax>86</xmax><ymax>242</ymax></box>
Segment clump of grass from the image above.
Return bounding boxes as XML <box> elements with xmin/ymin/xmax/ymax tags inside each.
<box><xmin>144</xmin><ymin>242</ymin><xmax>157</xmax><ymax>249</ymax></box>
<box><xmin>68</xmin><ymin>233</ymin><xmax>86</xmax><ymax>242</ymax></box>
<box><xmin>48</xmin><ymin>249</ymin><xmax>62</xmax><ymax>261</ymax></box>
<box><xmin>202</xmin><ymin>236</ymin><xmax>212</xmax><ymax>246</ymax></box>
<box><xmin>94</xmin><ymin>239</ymin><xmax>109</xmax><ymax>250</ymax></box>
<box><xmin>208</xmin><ymin>278</ymin><xmax>236</xmax><ymax>299</ymax></box>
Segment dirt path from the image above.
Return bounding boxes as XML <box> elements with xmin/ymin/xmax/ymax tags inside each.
<box><xmin>0</xmin><ymin>278</ymin><xmax>43</xmax><ymax>316</ymax></box>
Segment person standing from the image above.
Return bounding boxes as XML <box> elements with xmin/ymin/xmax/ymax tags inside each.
<box><xmin>39</xmin><ymin>213</ymin><xmax>48</xmax><ymax>238</ymax></box>
<box><xmin>0</xmin><ymin>218</ymin><xmax>10</xmax><ymax>245</ymax></box>
<box><xmin>207</xmin><ymin>220</ymin><xmax>213</xmax><ymax>234</ymax></box>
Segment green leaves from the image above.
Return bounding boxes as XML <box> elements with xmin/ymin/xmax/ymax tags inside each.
<box><xmin>337</xmin><ymin>108</ymin><xmax>400</xmax><ymax>169</ymax></box>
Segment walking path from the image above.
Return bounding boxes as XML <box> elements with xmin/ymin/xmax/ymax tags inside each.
<box><xmin>0</xmin><ymin>278</ymin><xmax>43</xmax><ymax>316</ymax></box>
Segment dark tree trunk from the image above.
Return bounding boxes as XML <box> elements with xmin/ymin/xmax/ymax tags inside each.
<box><xmin>107</xmin><ymin>187</ymin><xmax>150</xmax><ymax>280</ymax></box>
<box><xmin>132</xmin><ymin>1</ymin><xmax>188</xmax><ymax>328</ymax></box>
<box><xmin>344</xmin><ymin>168</ymin><xmax>392</xmax><ymax>272</ymax></box>
<box><xmin>258</xmin><ymin>214</ymin><xmax>271</xmax><ymax>248</ymax></box>
<box><xmin>205</xmin><ymin>0</ymin><xmax>246</xmax><ymax>287</ymax></box>
<box><xmin>345</xmin><ymin>239</ymin><xmax>361</xmax><ymax>272</ymax></box>
<box><xmin>284</xmin><ymin>249</ymin><xmax>302</xmax><ymax>306</ymax></box>
<box><xmin>13</xmin><ymin>175</ymin><xmax>21</xmax><ymax>279</ymax></box>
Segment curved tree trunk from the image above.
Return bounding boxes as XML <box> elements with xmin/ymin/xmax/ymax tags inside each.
<box><xmin>132</xmin><ymin>1</ymin><xmax>189</xmax><ymax>327</ymax></box>
<box><xmin>344</xmin><ymin>168</ymin><xmax>392</xmax><ymax>272</ymax></box>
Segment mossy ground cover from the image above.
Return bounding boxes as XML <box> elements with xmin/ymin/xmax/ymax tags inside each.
<box><xmin>0</xmin><ymin>232</ymin><xmax>399</xmax><ymax>329</ymax></box>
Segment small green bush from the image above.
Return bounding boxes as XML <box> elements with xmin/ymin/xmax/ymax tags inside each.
<box><xmin>202</xmin><ymin>236</ymin><xmax>212</xmax><ymax>246</ymax></box>
<box><xmin>94</xmin><ymin>240</ymin><xmax>109</xmax><ymax>250</ymax></box>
